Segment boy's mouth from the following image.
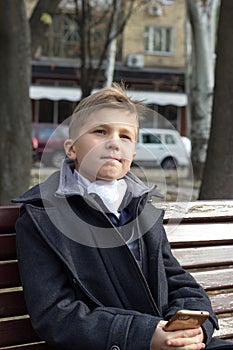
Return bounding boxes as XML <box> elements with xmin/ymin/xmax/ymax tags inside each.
<box><xmin>101</xmin><ymin>156</ymin><xmax>122</xmax><ymax>163</ymax></box>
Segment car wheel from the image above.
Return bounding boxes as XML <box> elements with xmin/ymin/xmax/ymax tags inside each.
<box><xmin>50</xmin><ymin>150</ymin><xmax>65</xmax><ymax>168</ymax></box>
<box><xmin>161</xmin><ymin>157</ymin><xmax>176</xmax><ymax>170</ymax></box>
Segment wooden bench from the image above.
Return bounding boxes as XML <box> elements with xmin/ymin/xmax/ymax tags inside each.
<box><xmin>0</xmin><ymin>202</ymin><xmax>233</xmax><ymax>349</ymax></box>
<box><xmin>0</xmin><ymin>206</ymin><xmax>51</xmax><ymax>349</ymax></box>
<box><xmin>162</xmin><ymin>200</ymin><xmax>233</xmax><ymax>342</ymax></box>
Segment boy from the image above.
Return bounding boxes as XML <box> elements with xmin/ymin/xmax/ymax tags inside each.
<box><xmin>14</xmin><ymin>84</ymin><xmax>232</xmax><ymax>349</ymax></box>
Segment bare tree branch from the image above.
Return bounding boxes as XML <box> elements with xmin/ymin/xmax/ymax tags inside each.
<box><xmin>30</xmin><ymin>0</ymin><xmax>61</xmax><ymax>57</ymax></box>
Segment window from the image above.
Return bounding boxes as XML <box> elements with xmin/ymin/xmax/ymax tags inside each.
<box><xmin>161</xmin><ymin>0</ymin><xmax>174</xmax><ymax>4</ymax></box>
<box><xmin>158</xmin><ymin>105</ymin><xmax>178</xmax><ymax>129</ymax></box>
<box><xmin>144</xmin><ymin>26</ymin><xmax>173</xmax><ymax>54</ymax></box>
<box><xmin>58</xmin><ymin>100</ymin><xmax>75</xmax><ymax>124</ymax></box>
<box><xmin>38</xmin><ymin>100</ymin><xmax>53</xmax><ymax>123</ymax></box>
<box><xmin>148</xmin><ymin>1</ymin><xmax>162</xmax><ymax>16</ymax></box>
<box><xmin>142</xmin><ymin>134</ymin><xmax>161</xmax><ymax>144</ymax></box>
<box><xmin>38</xmin><ymin>126</ymin><xmax>56</xmax><ymax>140</ymax></box>
<box><xmin>43</xmin><ymin>14</ymin><xmax>80</xmax><ymax>58</ymax></box>
<box><xmin>148</xmin><ymin>0</ymin><xmax>174</xmax><ymax>15</ymax></box>
<box><xmin>165</xmin><ymin>134</ymin><xmax>175</xmax><ymax>145</ymax></box>
<box><xmin>42</xmin><ymin>14</ymin><xmax>105</xmax><ymax>59</ymax></box>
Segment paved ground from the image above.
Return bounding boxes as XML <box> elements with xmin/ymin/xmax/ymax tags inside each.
<box><xmin>31</xmin><ymin>163</ymin><xmax>199</xmax><ymax>202</ymax></box>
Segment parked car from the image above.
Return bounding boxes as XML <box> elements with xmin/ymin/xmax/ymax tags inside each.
<box><xmin>32</xmin><ymin>123</ymin><xmax>69</xmax><ymax>168</ymax></box>
<box><xmin>133</xmin><ymin>128</ymin><xmax>190</xmax><ymax>169</ymax></box>
<box><xmin>181</xmin><ymin>136</ymin><xmax>192</xmax><ymax>156</ymax></box>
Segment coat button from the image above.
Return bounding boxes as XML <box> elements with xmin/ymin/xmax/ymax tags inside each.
<box><xmin>110</xmin><ymin>346</ymin><xmax>120</xmax><ymax>350</ymax></box>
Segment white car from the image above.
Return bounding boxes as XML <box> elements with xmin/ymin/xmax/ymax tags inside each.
<box><xmin>133</xmin><ymin>128</ymin><xmax>190</xmax><ymax>169</ymax></box>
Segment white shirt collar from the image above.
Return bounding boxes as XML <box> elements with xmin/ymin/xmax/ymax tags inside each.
<box><xmin>74</xmin><ymin>170</ymin><xmax>127</xmax><ymax>216</ymax></box>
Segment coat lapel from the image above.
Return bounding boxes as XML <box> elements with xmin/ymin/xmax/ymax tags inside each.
<box><xmin>97</xmin><ymin>244</ymin><xmax>161</xmax><ymax>316</ymax></box>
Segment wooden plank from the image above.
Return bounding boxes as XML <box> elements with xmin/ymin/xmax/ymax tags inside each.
<box><xmin>214</xmin><ymin>316</ymin><xmax>233</xmax><ymax>339</ymax></box>
<box><xmin>191</xmin><ymin>268</ymin><xmax>233</xmax><ymax>291</ymax></box>
<box><xmin>172</xmin><ymin>245</ymin><xmax>233</xmax><ymax>268</ymax></box>
<box><xmin>165</xmin><ymin>222</ymin><xmax>233</xmax><ymax>247</ymax></box>
<box><xmin>0</xmin><ymin>207</ymin><xmax>19</xmax><ymax>234</ymax></box>
<box><xmin>0</xmin><ymin>318</ymin><xmax>40</xmax><ymax>347</ymax></box>
<box><xmin>210</xmin><ymin>292</ymin><xmax>233</xmax><ymax>315</ymax></box>
<box><xmin>160</xmin><ymin>200</ymin><xmax>233</xmax><ymax>222</ymax></box>
<box><xmin>0</xmin><ymin>262</ymin><xmax>21</xmax><ymax>289</ymax></box>
<box><xmin>0</xmin><ymin>234</ymin><xmax>16</xmax><ymax>260</ymax></box>
<box><xmin>0</xmin><ymin>290</ymin><xmax>27</xmax><ymax>318</ymax></box>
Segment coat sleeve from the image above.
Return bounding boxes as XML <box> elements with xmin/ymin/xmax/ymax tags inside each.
<box><xmin>160</xmin><ymin>224</ymin><xmax>219</xmax><ymax>345</ymax></box>
<box><xmin>16</xmin><ymin>206</ymin><xmax>161</xmax><ymax>350</ymax></box>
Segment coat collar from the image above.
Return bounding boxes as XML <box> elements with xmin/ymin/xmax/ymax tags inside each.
<box><xmin>56</xmin><ymin>158</ymin><xmax>161</xmax><ymax>199</ymax></box>
<box><xmin>13</xmin><ymin>158</ymin><xmax>163</xmax><ymax>205</ymax></box>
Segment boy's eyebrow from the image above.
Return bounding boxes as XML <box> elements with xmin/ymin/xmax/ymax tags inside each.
<box><xmin>89</xmin><ymin>123</ymin><xmax>137</xmax><ymax>131</ymax></box>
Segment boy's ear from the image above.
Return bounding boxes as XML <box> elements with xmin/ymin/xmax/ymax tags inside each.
<box><xmin>64</xmin><ymin>139</ymin><xmax>77</xmax><ymax>160</ymax></box>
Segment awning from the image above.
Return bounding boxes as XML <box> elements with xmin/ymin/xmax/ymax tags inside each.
<box><xmin>29</xmin><ymin>85</ymin><xmax>82</xmax><ymax>101</ymax></box>
<box><xmin>30</xmin><ymin>85</ymin><xmax>187</xmax><ymax>106</ymax></box>
<box><xmin>126</xmin><ymin>90</ymin><xmax>187</xmax><ymax>106</ymax></box>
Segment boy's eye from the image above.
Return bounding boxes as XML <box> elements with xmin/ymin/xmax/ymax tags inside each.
<box><xmin>121</xmin><ymin>134</ymin><xmax>133</xmax><ymax>141</ymax></box>
<box><xmin>94</xmin><ymin>129</ymin><xmax>106</xmax><ymax>135</ymax></box>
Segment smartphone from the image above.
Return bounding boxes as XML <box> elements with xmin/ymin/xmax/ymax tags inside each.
<box><xmin>163</xmin><ymin>310</ymin><xmax>210</xmax><ymax>332</ymax></box>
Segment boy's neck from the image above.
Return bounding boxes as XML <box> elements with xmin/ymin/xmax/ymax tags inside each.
<box><xmin>74</xmin><ymin>169</ymin><xmax>119</xmax><ymax>185</ymax></box>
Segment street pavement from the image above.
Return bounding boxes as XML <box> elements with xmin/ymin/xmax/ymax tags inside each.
<box><xmin>31</xmin><ymin>164</ymin><xmax>198</xmax><ymax>202</ymax></box>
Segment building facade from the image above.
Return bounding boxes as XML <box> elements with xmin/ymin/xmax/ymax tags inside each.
<box><xmin>28</xmin><ymin>0</ymin><xmax>188</xmax><ymax>134</ymax></box>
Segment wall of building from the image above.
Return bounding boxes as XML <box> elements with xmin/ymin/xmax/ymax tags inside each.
<box><xmin>122</xmin><ymin>0</ymin><xmax>186</xmax><ymax>68</ymax></box>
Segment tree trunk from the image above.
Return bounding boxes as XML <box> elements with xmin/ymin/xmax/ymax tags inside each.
<box><xmin>104</xmin><ymin>36</ymin><xmax>117</xmax><ymax>88</ymax></box>
<box><xmin>199</xmin><ymin>0</ymin><xmax>233</xmax><ymax>199</ymax></box>
<box><xmin>0</xmin><ymin>0</ymin><xmax>31</xmax><ymax>204</ymax></box>
<box><xmin>75</xmin><ymin>0</ymin><xmax>140</xmax><ymax>99</ymax></box>
<box><xmin>185</xmin><ymin>0</ymin><xmax>219</xmax><ymax>181</ymax></box>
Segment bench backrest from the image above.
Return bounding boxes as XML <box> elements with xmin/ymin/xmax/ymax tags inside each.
<box><xmin>163</xmin><ymin>200</ymin><xmax>233</xmax><ymax>341</ymax></box>
<box><xmin>0</xmin><ymin>206</ymin><xmax>51</xmax><ymax>349</ymax></box>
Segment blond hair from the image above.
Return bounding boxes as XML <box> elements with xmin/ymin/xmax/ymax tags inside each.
<box><xmin>69</xmin><ymin>83</ymin><xmax>144</xmax><ymax>139</ymax></box>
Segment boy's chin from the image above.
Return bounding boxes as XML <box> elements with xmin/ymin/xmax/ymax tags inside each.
<box><xmin>96</xmin><ymin>169</ymin><xmax>128</xmax><ymax>182</ymax></box>
<box><xmin>79</xmin><ymin>163</ymin><xmax>131</xmax><ymax>182</ymax></box>
<box><xmin>95</xmin><ymin>173</ymin><xmax>122</xmax><ymax>182</ymax></box>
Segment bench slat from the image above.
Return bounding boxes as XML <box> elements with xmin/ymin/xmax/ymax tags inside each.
<box><xmin>191</xmin><ymin>268</ymin><xmax>233</xmax><ymax>291</ymax></box>
<box><xmin>161</xmin><ymin>200</ymin><xmax>233</xmax><ymax>222</ymax></box>
<box><xmin>0</xmin><ymin>344</ymin><xmax>51</xmax><ymax>350</ymax></box>
<box><xmin>210</xmin><ymin>292</ymin><xmax>233</xmax><ymax>315</ymax></box>
<box><xmin>0</xmin><ymin>318</ymin><xmax>40</xmax><ymax>347</ymax></box>
<box><xmin>0</xmin><ymin>343</ymin><xmax>51</xmax><ymax>350</ymax></box>
<box><xmin>0</xmin><ymin>207</ymin><xmax>19</xmax><ymax>233</ymax></box>
<box><xmin>165</xmin><ymin>222</ymin><xmax>233</xmax><ymax>247</ymax></box>
<box><xmin>0</xmin><ymin>290</ymin><xmax>27</xmax><ymax>318</ymax></box>
<box><xmin>172</xmin><ymin>245</ymin><xmax>233</xmax><ymax>268</ymax></box>
<box><xmin>214</xmin><ymin>316</ymin><xmax>233</xmax><ymax>339</ymax></box>
<box><xmin>0</xmin><ymin>234</ymin><xmax>16</xmax><ymax>260</ymax></box>
<box><xmin>0</xmin><ymin>262</ymin><xmax>21</xmax><ymax>288</ymax></box>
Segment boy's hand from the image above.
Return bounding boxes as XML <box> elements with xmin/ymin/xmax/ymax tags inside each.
<box><xmin>150</xmin><ymin>320</ymin><xmax>205</xmax><ymax>350</ymax></box>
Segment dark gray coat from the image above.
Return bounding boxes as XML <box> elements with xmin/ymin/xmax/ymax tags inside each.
<box><xmin>14</xmin><ymin>161</ymin><xmax>219</xmax><ymax>350</ymax></box>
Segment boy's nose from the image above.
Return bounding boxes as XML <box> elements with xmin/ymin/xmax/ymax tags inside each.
<box><xmin>105</xmin><ymin>137</ymin><xmax>120</xmax><ymax>150</ymax></box>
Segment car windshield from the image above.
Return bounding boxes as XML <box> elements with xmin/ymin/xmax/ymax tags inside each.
<box><xmin>53</xmin><ymin>126</ymin><xmax>69</xmax><ymax>138</ymax></box>
<box><xmin>38</xmin><ymin>127</ymin><xmax>56</xmax><ymax>140</ymax></box>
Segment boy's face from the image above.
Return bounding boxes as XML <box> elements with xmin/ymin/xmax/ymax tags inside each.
<box><xmin>64</xmin><ymin>108</ymin><xmax>138</xmax><ymax>182</ymax></box>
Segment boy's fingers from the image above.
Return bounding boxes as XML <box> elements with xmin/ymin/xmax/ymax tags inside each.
<box><xmin>173</xmin><ymin>327</ymin><xmax>202</xmax><ymax>338</ymax></box>
<box><xmin>165</xmin><ymin>328</ymin><xmax>204</xmax><ymax>348</ymax></box>
<box><xmin>166</xmin><ymin>334</ymin><xmax>204</xmax><ymax>349</ymax></box>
